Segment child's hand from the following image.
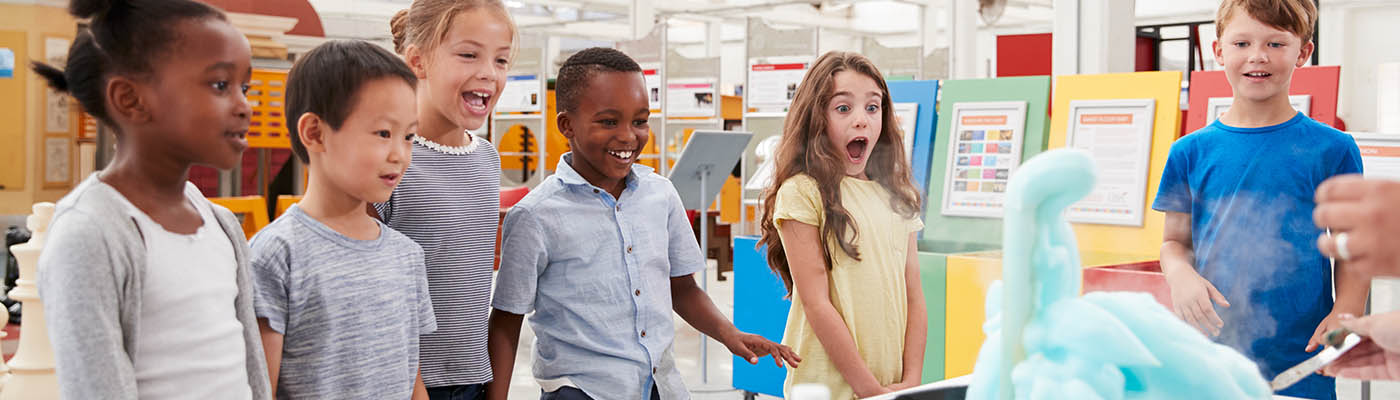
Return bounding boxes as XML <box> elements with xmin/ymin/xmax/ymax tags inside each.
<box><xmin>1307</xmin><ymin>311</ymin><xmax>1351</xmax><ymax>352</ymax></box>
<box><xmin>883</xmin><ymin>380</ymin><xmax>919</xmax><ymax>392</ymax></box>
<box><xmin>1164</xmin><ymin>267</ymin><xmax>1229</xmax><ymax>337</ymax></box>
<box><xmin>1323</xmin><ymin>311</ymin><xmax>1400</xmax><ymax>380</ymax></box>
<box><xmin>722</xmin><ymin>331</ymin><xmax>802</xmax><ymax>368</ymax></box>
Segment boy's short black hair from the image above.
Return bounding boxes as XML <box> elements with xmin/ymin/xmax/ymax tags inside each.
<box><xmin>555</xmin><ymin>47</ymin><xmax>642</xmax><ymax>113</ymax></box>
<box><xmin>285</xmin><ymin>40</ymin><xmax>417</xmax><ymax>163</ymax></box>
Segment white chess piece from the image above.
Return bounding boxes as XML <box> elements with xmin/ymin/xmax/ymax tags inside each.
<box><xmin>2</xmin><ymin>203</ymin><xmax>59</xmax><ymax>399</ymax></box>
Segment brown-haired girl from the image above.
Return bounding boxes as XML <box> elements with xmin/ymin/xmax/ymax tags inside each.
<box><xmin>758</xmin><ymin>51</ymin><xmax>926</xmax><ymax>399</ymax></box>
<box><xmin>376</xmin><ymin>1</ymin><xmax>516</xmax><ymax>399</ymax></box>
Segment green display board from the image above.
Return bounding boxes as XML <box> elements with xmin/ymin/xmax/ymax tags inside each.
<box><xmin>921</xmin><ymin>76</ymin><xmax>1053</xmax><ymax>247</ymax></box>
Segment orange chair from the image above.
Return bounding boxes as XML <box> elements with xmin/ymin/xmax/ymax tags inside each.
<box><xmin>495</xmin><ymin>186</ymin><xmax>530</xmax><ymax>270</ymax></box>
<box><xmin>276</xmin><ymin>195</ymin><xmax>302</xmax><ymax>219</ymax></box>
<box><xmin>209</xmin><ymin>196</ymin><xmax>270</xmax><ymax>240</ymax></box>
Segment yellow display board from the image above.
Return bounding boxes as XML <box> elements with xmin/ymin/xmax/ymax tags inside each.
<box><xmin>0</xmin><ymin>30</ymin><xmax>28</xmax><ymax>191</ymax></box>
<box><xmin>943</xmin><ymin>250</ymin><xmax>1157</xmax><ymax>377</ymax></box>
<box><xmin>247</xmin><ymin>69</ymin><xmax>291</xmax><ymax>149</ymax></box>
<box><xmin>1047</xmin><ymin>71</ymin><xmax>1183</xmax><ymax>258</ymax></box>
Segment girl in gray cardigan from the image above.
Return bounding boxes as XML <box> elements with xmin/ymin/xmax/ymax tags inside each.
<box><xmin>30</xmin><ymin>0</ymin><xmax>272</xmax><ymax>398</ymax></box>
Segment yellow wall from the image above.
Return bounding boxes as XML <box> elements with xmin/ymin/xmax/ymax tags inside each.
<box><xmin>0</xmin><ymin>4</ymin><xmax>78</xmax><ymax>215</ymax></box>
<box><xmin>1046</xmin><ymin>71</ymin><xmax>1183</xmax><ymax>259</ymax></box>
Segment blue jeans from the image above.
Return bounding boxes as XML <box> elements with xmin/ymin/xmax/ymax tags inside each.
<box><xmin>541</xmin><ymin>385</ymin><xmax>660</xmax><ymax>400</ymax></box>
<box><xmin>427</xmin><ymin>383</ymin><xmax>487</xmax><ymax>400</ymax></box>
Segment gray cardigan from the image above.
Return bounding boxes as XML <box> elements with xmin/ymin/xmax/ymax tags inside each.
<box><xmin>36</xmin><ymin>174</ymin><xmax>273</xmax><ymax>399</ymax></box>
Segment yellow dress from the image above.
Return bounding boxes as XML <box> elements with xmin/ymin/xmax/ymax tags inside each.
<box><xmin>773</xmin><ymin>174</ymin><xmax>924</xmax><ymax>400</ymax></box>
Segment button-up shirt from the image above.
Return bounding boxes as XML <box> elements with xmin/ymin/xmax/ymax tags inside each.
<box><xmin>493</xmin><ymin>153</ymin><xmax>705</xmax><ymax>400</ymax></box>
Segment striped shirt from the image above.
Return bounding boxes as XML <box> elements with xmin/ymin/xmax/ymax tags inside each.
<box><xmin>376</xmin><ymin>134</ymin><xmax>500</xmax><ymax>387</ymax></box>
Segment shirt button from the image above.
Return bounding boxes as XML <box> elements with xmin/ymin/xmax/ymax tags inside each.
<box><xmin>641</xmin><ymin>330</ymin><xmax>647</xmax><ymax>338</ymax></box>
<box><xmin>627</xmin><ymin>245</ymin><xmax>633</xmax><ymax>254</ymax></box>
<box><xmin>593</xmin><ymin>189</ymin><xmax>599</xmax><ymax>193</ymax></box>
<box><xmin>652</xmin><ymin>367</ymin><xmax>657</xmax><ymax>374</ymax></box>
<box><xmin>616</xmin><ymin>204</ymin><xmax>622</xmax><ymax>211</ymax></box>
<box><xmin>635</xmin><ymin>289</ymin><xmax>641</xmax><ymax>296</ymax></box>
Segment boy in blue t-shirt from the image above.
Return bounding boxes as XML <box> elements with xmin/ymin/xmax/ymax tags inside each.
<box><xmin>1153</xmin><ymin>1</ymin><xmax>1365</xmax><ymax>399</ymax></box>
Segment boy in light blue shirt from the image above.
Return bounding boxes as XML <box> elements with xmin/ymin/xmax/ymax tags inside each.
<box><xmin>486</xmin><ymin>48</ymin><xmax>801</xmax><ymax>400</ymax></box>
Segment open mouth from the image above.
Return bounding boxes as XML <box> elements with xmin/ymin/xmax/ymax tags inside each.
<box><xmin>606</xmin><ymin>149</ymin><xmax>637</xmax><ymax>164</ymax></box>
<box><xmin>845</xmin><ymin>137</ymin><xmax>869</xmax><ymax>162</ymax></box>
<box><xmin>226</xmin><ymin>130</ymin><xmax>249</xmax><ymax>150</ymax></box>
<box><xmin>462</xmin><ymin>89</ymin><xmax>493</xmax><ymax>115</ymax></box>
<box><xmin>379</xmin><ymin>173</ymin><xmax>401</xmax><ymax>186</ymax></box>
<box><xmin>1243</xmin><ymin>71</ymin><xmax>1272</xmax><ymax>79</ymax></box>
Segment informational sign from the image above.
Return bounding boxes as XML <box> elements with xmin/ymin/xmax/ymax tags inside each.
<box><xmin>643</xmin><ymin>66</ymin><xmax>661</xmax><ymax>112</ymax></box>
<box><xmin>666</xmin><ymin>78</ymin><xmax>717</xmax><ymax>118</ymax></box>
<box><xmin>940</xmin><ymin>101</ymin><xmax>1028</xmax><ymax>218</ymax></box>
<box><xmin>1351</xmin><ymin>133</ymin><xmax>1400</xmax><ymax>180</ymax></box>
<box><xmin>496</xmin><ymin>74</ymin><xmax>542</xmax><ymax>113</ymax></box>
<box><xmin>1206</xmin><ymin>95</ymin><xmax>1311</xmax><ymax>124</ymax></box>
<box><xmin>893</xmin><ymin>102</ymin><xmax>918</xmax><ymax>164</ymax></box>
<box><xmin>747</xmin><ymin>56</ymin><xmax>811</xmax><ymax>115</ymax></box>
<box><xmin>1065</xmin><ymin>99</ymin><xmax>1157</xmax><ymax>226</ymax></box>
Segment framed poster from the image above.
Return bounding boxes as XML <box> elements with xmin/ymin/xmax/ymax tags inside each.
<box><xmin>747</xmin><ymin>56</ymin><xmax>811</xmax><ymax>115</ymax></box>
<box><xmin>1065</xmin><ymin>99</ymin><xmax>1157</xmax><ymax>226</ymax></box>
<box><xmin>43</xmin><ymin>135</ymin><xmax>72</xmax><ymax>189</ymax></box>
<box><xmin>642</xmin><ymin>65</ymin><xmax>661</xmax><ymax>112</ymax></box>
<box><xmin>496</xmin><ymin>74</ymin><xmax>542</xmax><ymax>112</ymax></box>
<box><xmin>666</xmin><ymin>78</ymin><xmax>717</xmax><ymax>118</ymax></box>
<box><xmin>1350</xmin><ymin>132</ymin><xmax>1400</xmax><ymax>181</ymax></box>
<box><xmin>939</xmin><ymin>101</ymin><xmax>1028</xmax><ymax>218</ymax></box>
<box><xmin>893</xmin><ymin>102</ymin><xmax>918</xmax><ymax>164</ymax></box>
<box><xmin>44</xmin><ymin>36</ymin><xmax>72</xmax><ymax>133</ymax></box>
<box><xmin>1206</xmin><ymin>95</ymin><xmax>1311</xmax><ymax>124</ymax></box>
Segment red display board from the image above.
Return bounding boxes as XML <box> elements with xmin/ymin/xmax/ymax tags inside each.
<box><xmin>1184</xmin><ymin>66</ymin><xmax>1341</xmax><ymax>135</ymax></box>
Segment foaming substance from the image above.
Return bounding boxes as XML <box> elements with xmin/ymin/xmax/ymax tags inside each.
<box><xmin>965</xmin><ymin>149</ymin><xmax>1271</xmax><ymax>400</ymax></box>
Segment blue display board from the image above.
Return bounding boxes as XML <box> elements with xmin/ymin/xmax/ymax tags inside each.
<box><xmin>732</xmin><ymin>236</ymin><xmax>792</xmax><ymax>397</ymax></box>
<box><xmin>887</xmin><ymin>80</ymin><xmax>940</xmax><ymax>222</ymax></box>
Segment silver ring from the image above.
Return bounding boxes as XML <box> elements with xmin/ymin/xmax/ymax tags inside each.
<box><xmin>1336</xmin><ymin>232</ymin><xmax>1352</xmax><ymax>261</ymax></box>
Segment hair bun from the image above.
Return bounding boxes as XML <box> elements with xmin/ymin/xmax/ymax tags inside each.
<box><xmin>69</xmin><ymin>0</ymin><xmax>120</xmax><ymax>19</ymax></box>
<box><xmin>389</xmin><ymin>9</ymin><xmax>410</xmax><ymax>54</ymax></box>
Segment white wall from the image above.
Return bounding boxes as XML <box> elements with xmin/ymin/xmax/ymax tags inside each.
<box><xmin>1321</xmin><ymin>4</ymin><xmax>1400</xmax><ymax>133</ymax></box>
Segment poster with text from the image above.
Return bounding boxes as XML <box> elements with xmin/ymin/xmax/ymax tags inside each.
<box><xmin>643</xmin><ymin>66</ymin><xmax>661</xmax><ymax>111</ymax></box>
<box><xmin>1351</xmin><ymin>133</ymin><xmax>1400</xmax><ymax>181</ymax></box>
<box><xmin>666</xmin><ymin>78</ymin><xmax>717</xmax><ymax>118</ymax></box>
<box><xmin>747</xmin><ymin>57</ymin><xmax>811</xmax><ymax>115</ymax></box>
<box><xmin>940</xmin><ymin>101</ymin><xmax>1028</xmax><ymax>218</ymax></box>
<box><xmin>1065</xmin><ymin>99</ymin><xmax>1157</xmax><ymax>226</ymax></box>
<box><xmin>496</xmin><ymin>74</ymin><xmax>542</xmax><ymax>113</ymax></box>
<box><xmin>1206</xmin><ymin>95</ymin><xmax>1311</xmax><ymax>125</ymax></box>
<box><xmin>894</xmin><ymin>102</ymin><xmax>918</xmax><ymax>164</ymax></box>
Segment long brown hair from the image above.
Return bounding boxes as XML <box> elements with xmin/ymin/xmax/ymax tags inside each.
<box><xmin>758</xmin><ymin>51</ymin><xmax>922</xmax><ymax>296</ymax></box>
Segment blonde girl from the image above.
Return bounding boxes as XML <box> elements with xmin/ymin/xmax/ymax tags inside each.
<box><xmin>377</xmin><ymin>1</ymin><xmax>516</xmax><ymax>398</ymax></box>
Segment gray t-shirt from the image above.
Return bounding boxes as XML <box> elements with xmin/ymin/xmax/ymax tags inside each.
<box><xmin>249</xmin><ymin>205</ymin><xmax>436</xmax><ymax>399</ymax></box>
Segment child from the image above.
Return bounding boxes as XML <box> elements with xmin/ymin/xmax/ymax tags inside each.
<box><xmin>250</xmin><ymin>40</ymin><xmax>434</xmax><ymax>398</ymax></box>
<box><xmin>1154</xmin><ymin>1</ymin><xmax>1366</xmax><ymax>398</ymax></box>
<box><xmin>756</xmin><ymin>51</ymin><xmax>927</xmax><ymax>399</ymax></box>
<box><xmin>487</xmin><ymin>47</ymin><xmax>801</xmax><ymax>400</ymax></box>
<box><xmin>32</xmin><ymin>0</ymin><xmax>271</xmax><ymax>398</ymax></box>
<box><xmin>381</xmin><ymin>2</ymin><xmax>514</xmax><ymax>397</ymax></box>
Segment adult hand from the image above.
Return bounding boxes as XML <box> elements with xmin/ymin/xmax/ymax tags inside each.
<box><xmin>1315</xmin><ymin>175</ymin><xmax>1400</xmax><ymax>278</ymax></box>
<box><xmin>1322</xmin><ymin>312</ymin><xmax>1400</xmax><ymax>381</ymax></box>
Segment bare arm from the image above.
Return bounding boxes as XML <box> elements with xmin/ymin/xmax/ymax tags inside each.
<box><xmin>897</xmin><ymin>232</ymin><xmax>927</xmax><ymax>388</ymax></box>
<box><xmin>257</xmin><ymin>318</ymin><xmax>283</xmax><ymax>392</ymax></box>
<box><xmin>486</xmin><ymin>309</ymin><xmax>525</xmax><ymax>400</ymax></box>
<box><xmin>1160</xmin><ymin>211</ymin><xmax>1195</xmax><ymax>279</ymax></box>
<box><xmin>671</xmin><ymin>274</ymin><xmax>742</xmax><ymax>341</ymax></box>
<box><xmin>1161</xmin><ymin>211</ymin><xmax>1230</xmax><ymax>337</ymax></box>
<box><xmin>412</xmin><ymin>368</ymin><xmax>428</xmax><ymax>400</ymax></box>
<box><xmin>779</xmin><ymin>220</ymin><xmax>887</xmax><ymax>397</ymax></box>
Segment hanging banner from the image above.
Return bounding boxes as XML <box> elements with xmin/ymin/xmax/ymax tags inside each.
<box><xmin>496</xmin><ymin>74</ymin><xmax>542</xmax><ymax>113</ymax></box>
<box><xmin>747</xmin><ymin>56</ymin><xmax>811</xmax><ymax>115</ymax></box>
<box><xmin>666</xmin><ymin>78</ymin><xmax>717</xmax><ymax>118</ymax></box>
